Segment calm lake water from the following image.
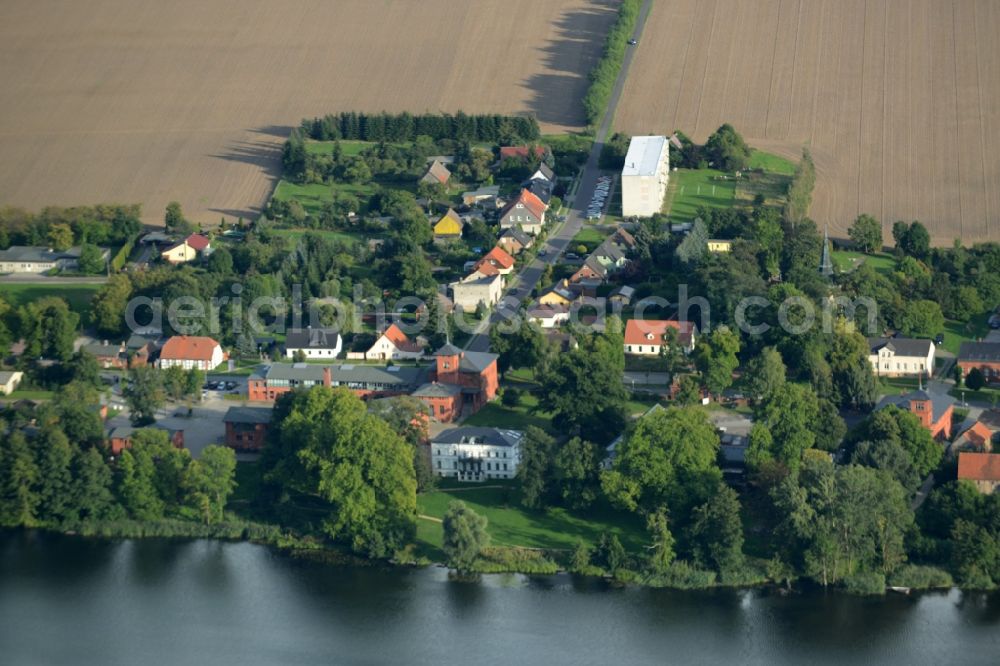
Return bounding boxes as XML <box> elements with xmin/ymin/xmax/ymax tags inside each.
<box><xmin>1</xmin><ymin>531</ymin><xmax>998</xmax><ymax>665</ymax></box>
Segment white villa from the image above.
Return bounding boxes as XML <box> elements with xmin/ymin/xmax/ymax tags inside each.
<box><xmin>868</xmin><ymin>337</ymin><xmax>935</xmax><ymax>378</ymax></box>
<box><xmin>431</xmin><ymin>427</ymin><xmax>523</xmax><ymax>482</ymax></box>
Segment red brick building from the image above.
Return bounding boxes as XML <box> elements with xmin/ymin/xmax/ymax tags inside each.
<box><xmin>875</xmin><ymin>389</ymin><xmax>955</xmax><ymax>441</ymax></box>
<box><xmin>247</xmin><ymin>363</ymin><xmax>427</xmax><ymax>402</ymax></box>
<box><xmin>958</xmin><ymin>341</ymin><xmax>1000</xmax><ymax>384</ymax></box>
<box><xmin>223</xmin><ymin>406</ymin><xmax>272</xmax><ymax>452</ymax></box>
<box><xmin>106</xmin><ymin>426</ymin><xmax>184</xmax><ymax>455</ymax></box>
<box><xmin>426</xmin><ymin>344</ymin><xmax>499</xmax><ymax>415</ymax></box>
<box><xmin>411</xmin><ymin>382</ymin><xmax>463</xmax><ymax>423</ymax></box>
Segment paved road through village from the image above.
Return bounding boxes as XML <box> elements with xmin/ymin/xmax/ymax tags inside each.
<box><xmin>465</xmin><ymin>0</ymin><xmax>654</xmax><ymax>353</ymax></box>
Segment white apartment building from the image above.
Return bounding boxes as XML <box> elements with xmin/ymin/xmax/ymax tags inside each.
<box><xmin>431</xmin><ymin>427</ymin><xmax>523</xmax><ymax>482</ymax></box>
<box><xmin>621</xmin><ymin>135</ymin><xmax>670</xmax><ymax>217</ymax></box>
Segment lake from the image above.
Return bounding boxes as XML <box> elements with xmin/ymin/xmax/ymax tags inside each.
<box><xmin>1</xmin><ymin>531</ymin><xmax>998</xmax><ymax>665</ymax></box>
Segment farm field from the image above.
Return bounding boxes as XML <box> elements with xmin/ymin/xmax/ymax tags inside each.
<box><xmin>0</xmin><ymin>0</ymin><xmax>617</xmax><ymax>227</ymax></box>
<box><xmin>615</xmin><ymin>0</ymin><xmax>1000</xmax><ymax>244</ymax></box>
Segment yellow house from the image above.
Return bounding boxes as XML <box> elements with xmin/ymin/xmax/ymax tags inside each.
<box><xmin>538</xmin><ymin>280</ymin><xmax>576</xmax><ymax>307</ymax></box>
<box><xmin>160</xmin><ymin>242</ymin><xmax>198</xmax><ymax>264</ymax></box>
<box><xmin>707</xmin><ymin>239</ymin><xmax>733</xmax><ymax>253</ymax></box>
<box><xmin>433</xmin><ymin>209</ymin><xmax>464</xmax><ymax>238</ymax></box>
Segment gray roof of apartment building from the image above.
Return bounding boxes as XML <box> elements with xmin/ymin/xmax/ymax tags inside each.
<box><xmin>0</xmin><ymin>245</ymin><xmax>84</xmax><ymax>262</ymax></box>
<box><xmin>252</xmin><ymin>363</ymin><xmax>328</xmax><ymax>382</ymax></box>
<box><xmin>330</xmin><ymin>364</ymin><xmax>428</xmax><ymax>387</ymax></box>
<box><xmin>459</xmin><ymin>350</ymin><xmax>498</xmax><ymax>374</ymax></box>
<box><xmin>412</xmin><ymin>382</ymin><xmax>463</xmax><ymax>398</ymax></box>
<box><xmin>959</xmin><ymin>341</ymin><xmax>1000</xmax><ymax>362</ymax></box>
<box><xmin>876</xmin><ymin>390</ymin><xmax>955</xmax><ymax>423</ymax></box>
<box><xmin>432</xmin><ymin>426</ymin><xmax>523</xmax><ymax>447</ymax></box>
<box><xmin>868</xmin><ymin>337</ymin><xmax>933</xmax><ymax>357</ymax></box>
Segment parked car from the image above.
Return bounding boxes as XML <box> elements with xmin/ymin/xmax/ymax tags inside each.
<box><xmin>628</xmin><ymin>38</ymin><xmax>638</xmax><ymax>45</ymax></box>
<box><xmin>989</xmin><ymin>314</ymin><xmax>1000</xmax><ymax>329</ymax></box>
<box><xmin>934</xmin><ymin>333</ymin><xmax>945</xmax><ymax>345</ymax></box>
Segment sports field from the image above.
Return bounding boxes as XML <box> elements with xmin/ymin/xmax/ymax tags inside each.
<box><xmin>664</xmin><ymin>169</ymin><xmax>736</xmax><ymax>223</ymax></box>
<box><xmin>615</xmin><ymin>0</ymin><xmax>1000</xmax><ymax>244</ymax></box>
<box><xmin>0</xmin><ymin>0</ymin><xmax>617</xmax><ymax>226</ymax></box>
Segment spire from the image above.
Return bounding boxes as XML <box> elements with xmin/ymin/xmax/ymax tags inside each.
<box><xmin>819</xmin><ymin>225</ymin><xmax>833</xmax><ymax>277</ymax></box>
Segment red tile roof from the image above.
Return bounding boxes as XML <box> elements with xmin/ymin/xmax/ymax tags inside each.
<box><xmin>624</xmin><ymin>319</ymin><xmax>695</xmax><ymax>347</ymax></box>
<box><xmin>961</xmin><ymin>422</ymin><xmax>995</xmax><ymax>449</ymax></box>
<box><xmin>501</xmin><ymin>188</ymin><xmax>547</xmax><ymax>222</ymax></box>
<box><xmin>184</xmin><ymin>234</ymin><xmax>211</xmax><ymax>252</ymax></box>
<box><xmin>958</xmin><ymin>452</ymin><xmax>1000</xmax><ymax>482</ymax></box>
<box><xmin>160</xmin><ymin>335</ymin><xmax>221</xmax><ymax>361</ymax></box>
<box><xmin>477</xmin><ymin>246</ymin><xmax>515</xmax><ymax>270</ymax></box>
<box><xmin>500</xmin><ymin>146</ymin><xmax>546</xmax><ymax>161</ymax></box>
<box><xmin>381</xmin><ymin>324</ymin><xmax>422</xmax><ymax>353</ymax></box>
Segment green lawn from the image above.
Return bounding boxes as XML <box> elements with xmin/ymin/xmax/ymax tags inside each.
<box><xmin>271</xmin><ymin>227</ymin><xmax>361</xmax><ymax>246</ymax></box>
<box><xmin>462</xmin><ymin>393</ymin><xmax>554</xmax><ymax>432</ymax></box>
<box><xmin>831</xmin><ymin>250</ymin><xmax>895</xmax><ymax>275</ymax></box>
<box><xmin>3</xmin><ymin>389</ymin><xmax>55</xmax><ymax>400</ymax></box>
<box><xmin>570</xmin><ymin>225</ymin><xmax>610</xmax><ymax>253</ymax></box>
<box><xmin>941</xmin><ymin>316</ymin><xmax>991</xmax><ymax>355</ymax></box>
<box><xmin>304</xmin><ymin>139</ymin><xmax>388</xmax><ymax>157</ymax></box>
<box><xmin>416</xmin><ymin>485</ymin><xmax>646</xmax><ymax>552</ymax></box>
<box><xmin>664</xmin><ymin>169</ymin><xmax>736</xmax><ymax>223</ymax></box>
<box><xmin>0</xmin><ymin>282</ymin><xmax>102</xmax><ymax>316</ymax></box>
<box><xmin>272</xmin><ymin>179</ymin><xmax>377</xmax><ymax>217</ymax></box>
<box><xmin>748</xmin><ymin>149</ymin><xmax>797</xmax><ymax>176</ymax></box>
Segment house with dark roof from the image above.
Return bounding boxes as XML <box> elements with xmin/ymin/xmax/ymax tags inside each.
<box><xmin>412</xmin><ymin>382</ymin><xmax>464</xmax><ymax>423</ymax></box>
<box><xmin>876</xmin><ymin>389</ymin><xmax>955</xmax><ymax>440</ymax></box>
<box><xmin>527</xmin><ymin>163</ymin><xmax>555</xmax><ymax>183</ymax></box>
<box><xmin>868</xmin><ymin>337</ymin><xmax>935</xmax><ymax>377</ymax></box>
<box><xmin>527</xmin><ymin>304</ymin><xmax>571</xmax><ymax>329</ymax></box>
<box><xmin>247</xmin><ymin>363</ymin><xmax>429</xmax><ymax>402</ymax></box>
<box><xmin>461</xmin><ymin>184</ymin><xmax>501</xmax><ymax>207</ymax></box>
<box><xmin>430</xmin><ymin>427</ymin><xmax>524</xmax><ymax>482</ymax></box>
<box><xmin>958</xmin><ymin>341</ymin><xmax>1000</xmax><ymax>384</ymax></box>
<box><xmin>106</xmin><ymin>425</ymin><xmax>184</xmax><ymax>455</ymax></box>
<box><xmin>81</xmin><ymin>341</ymin><xmax>127</xmax><ymax>369</ymax></box>
<box><xmin>223</xmin><ymin>406</ymin><xmax>272</xmax><ymax>451</ymax></box>
<box><xmin>497</xmin><ymin>227</ymin><xmax>533</xmax><ymax>255</ymax></box>
<box><xmin>284</xmin><ymin>328</ymin><xmax>342</xmax><ymax>360</ymax></box>
<box><xmin>957</xmin><ymin>451</ymin><xmax>1000</xmax><ymax>494</ymax></box>
<box><xmin>0</xmin><ymin>245</ymin><xmax>105</xmax><ymax>274</ymax></box>
<box><xmin>498</xmin><ymin>189</ymin><xmax>547</xmax><ymax>235</ymax></box>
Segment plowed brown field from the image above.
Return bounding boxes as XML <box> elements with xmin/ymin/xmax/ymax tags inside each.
<box><xmin>0</xmin><ymin>0</ymin><xmax>617</xmax><ymax>225</ymax></box>
<box><xmin>615</xmin><ymin>0</ymin><xmax>1000</xmax><ymax>244</ymax></box>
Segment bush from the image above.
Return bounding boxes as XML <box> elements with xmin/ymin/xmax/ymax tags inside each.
<box><xmin>843</xmin><ymin>571</ymin><xmax>886</xmax><ymax>595</ymax></box>
<box><xmin>644</xmin><ymin>560</ymin><xmax>717</xmax><ymax>589</ymax></box>
<box><xmin>717</xmin><ymin>560</ymin><xmax>769</xmax><ymax>587</ymax></box>
<box><xmin>581</xmin><ymin>0</ymin><xmax>643</xmax><ymax>126</ymax></box>
<box><xmin>473</xmin><ymin>547</ymin><xmax>559</xmax><ymax>574</ymax></box>
<box><xmin>887</xmin><ymin>565</ymin><xmax>953</xmax><ymax>590</ymax></box>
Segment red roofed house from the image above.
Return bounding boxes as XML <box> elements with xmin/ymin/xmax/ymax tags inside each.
<box><xmin>624</xmin><ymin>319</ymin><xmax>698</xmax><ymax>355</ymax></box>
<box><xmin>957</xmin><ymin>452</ymin><xmax>1000</xmax><ymax>494</ymax></box>
<box><xmin>159</xmin><ymin>335</ymin><xmax>225</xmax><ymax>370</ymax></box>
<box><xmin>365</xmin><ymin>323</ymin><xmax>426</xmax><ymax>361</ymax></box>
<box><xmin>161</xmin><ymin>233</ymin><xmax>212</xmax><ymax>265</ymax></box>
<box><xmin>499</xmin><ymin>189</ymin><xmax>547</xmax><ymax>236</ymax></box>
<box><xmin>499</xmin><ymin>145</ymin><xmax>546</xmax><ymax>162</ymax></box>
<box><xmin>474</xmin><ymin>246</ymin><xmax>516</xmax><ymax>276</ymax></box>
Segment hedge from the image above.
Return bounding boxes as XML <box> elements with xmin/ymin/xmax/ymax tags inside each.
<box><xmin>110</xmin><ymin>232</ymin><xmax>139</xmax><ymax>272</ymax></box>
<box><xmin>582</xmin><ymin>0</ymin><xmax>643</xmax><ymax>126</ymax></box>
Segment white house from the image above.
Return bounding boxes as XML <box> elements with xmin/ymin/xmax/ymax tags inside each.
<box><xmin>0</xmin><ymin>370</ymin><xmax>24</xmax><ymax>395</ymax></box>
<box><xmin>450</xmin><ymin>273</ymin><xmax>502</xmax><ymax>311</ymax></box>
<box><xmin>621</xmin><ymin>135</ymin><xmax>669</xmax><ymax>217</ymax></box>
<box><xmin>624</xmin><ymin>319</ymin><xmax>697</xmax><ymax>355</ymax></box>
<box><xmin>868</xmin><ymin>337</ymin><xmax>935</xmax><ymax>378</ymax></box>
<box><xmin>158</xmin><ymin>336</ymin><xmax>224</xmax><ymax>371</ymax></box>
<box><xmin>526</xmin><ymin>305</ymin><xmax>570</xmax><ymax>329</ymax></box>
<box><xmin>160</xmin><ymin>234</ymin><xmax>211</xmax><ymax>265</ymax></box>
<box><xmin>284</xmin><ymin>328</ymin><xmax>342</xmax><ymax>360</ymax></box>
<box><xmin>365</xmin><ymin>323</ymin><xmax>424</xmax><ymax>361</ymax></box>
<box><xmin>0</xmin><ymin>246</ymin><xmax>105</xmax><ymax>274</ymax></box>
<box><xmin>431</xmin><ymin>427</ymin><xmax>523</xmax><ymax>482</ymax></box>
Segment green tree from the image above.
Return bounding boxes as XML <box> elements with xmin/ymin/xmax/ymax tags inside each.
<box><xmin>553</xmin><ymin>437</ymin><xmax>601</xmax><ymax>510</ymax></box>
<box><xmin>90</xmin><ymin>273</ymin><xmax>133</xmax><ymax>336</ymax></box>
<box><xmin>848</xmin><ymin>214</ymin><xmax>883</xmax><ymax>253</ymax></box>
<box><xmin>71</xmin><ymin>446</ymin><xmax>118</xmax><ymax>521</ymax></box>
<box><xmin>704</xmin><ymin>124</ymin><xmax>752</xmax><ymax>172</ymax></box>
<box><xmin>695</xmin><ymin>326</ymin><xmax>741</xmax><ymax>395</ymax></box>
<box><xmin>33</xmin><ymin>427</ymin><xmax>74</xmax><ymax>523</ymax></box>
<box><xmin>965</xmin><ymin>367</ymin><xmax>986</xmax><ymax>391</ymax></box>
<box><xmin>849</xmin><ymin>405</ymin><xmax>942</xmax><ymax>478</ymax></box>
<box><xmin>0</xmin><ymin>432</ymin><xmax>41</xmax><ymax>526</ymax></box>
<box><xmin>165</xmin><ymin>201</ymin><xmax>194</xmax><ymax>235</ymax></box>
<box><xmin>182</xmin><ymin>445</ymin><xmax>237</xmax><ymax>524</ymax></box>
<box><xmin>442</xmin><ymin>500</ymin><xmax>490</xmax><ymax>572</ymax></box>
<box><xmin>207</xmin><ymin>247</ymin><xmax>234</xmax><ymax>275</ymax></box>
<box><xmin>950</xmin><ymin>519</ymin><xmax>998</xmax><ymax>587</ymax></box>
<box><xmin>689</xmin><ymin>484</ymin><xmax>745</xmax><ymax>573</ymax></box>
<box><xmin>517</xmin><ymin>426</ymin><xmax>557</xmax><ymax>509</ymax></box>
<box><xmin>646</xmin><ymin>507</ymin><xmax>676</xmax><ymax>574</ymax></box>
<box><xmin>601</xmin><ymin>406</ymin><xmax>721</xmax><ymax>515</ymax></box>
<box><xmin>115</xmin><ymin>448</ymin><xmax>165</xmax><ymax>520</ymax></box>
<box><xmin>750</xmin><ymin>383</ymin><xmax>820</xmax><ymax>471</ymax></box>
<box><xmin>897</xmin><ymin>299</ymin><xmax>944</xmax><ymax>338</ymax></box>
<box><xmin>784</xmin><ymin>148</ymin><xmax>816</xmax><ymax>224</ymax></box>
<box><xmin>124</xmin><ymin>366</ymin><xmax>165</xmax><ymax>425</ymax></box>
<box><xmin>77</xmin><ymin>243</ymin><xmax>106</xmax><ymax>274</ymax></box>
<box><xmin>744</xmin><ymin>347</ymin><xmax>786</xmax><ymax>400</ymax></box>
<box><xmin>163</xmin><ymin>365</ymin><xmax>188</xmax><ymax>401</ymax></box>
<box><xmin>597</xmin><ymin>533</ymin><xmax>627</xmax><ymax>575</ymax></box>
<box><xmin>48</xmin><ymin>223</ymin><xmax>74</xmax><ymax>251</ymax></box>
<box><xmin>368</xmin><ymin>395</ymin><xmax>436</xmax><ymax>492</ymax></box>
<box><xmin>570</xmin><ymin>539</ymin><xmax>593</xmax><ymax>573</ymax></box>
<box><xmin>19</xmin><ymin>296</ymin><xmax>79</xmax><ymax>361</ymax></box>
<box><xmin>675</xmin><ymin>375</ymin><xmax>701</xmax><ymax>406</ymax></box>
<box><xmin>263</xmin><ymin>388</ymin><xmax>417</xmax><ymax>557</ymax></box>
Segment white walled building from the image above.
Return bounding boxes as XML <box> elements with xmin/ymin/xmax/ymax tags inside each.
<box><xmin>284</xmin><ymin>328</ymin><xmax>342</xmax><ymax>360</ymax></box>
<box><xmin>158</xmin><ymin>336</ymin><xmax>224</xmax><ymax>371</ymax></box>
<box><xmin>431</xmin><ymin>427</ymin><xmax>523</xmax><ymax>482</ymax></box>
<box><xmin>450</xmin><ymin>273</ymin><xmax>502</xmax><ymax>311</ymax></box>
<box><xmin>868</xmin><ymin>337</ymin><xmax>935</xmax><ymax>378</ymax></box>
<box><xmin>621</xmin><ymin>135</ymin><xmax>670</xmax><ymax>217</ymax></box>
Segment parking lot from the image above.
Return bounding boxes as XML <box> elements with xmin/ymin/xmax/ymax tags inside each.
<box><xmin>585</xmin><ymin>174</ymin><xmax>614</xmax><ymax>221</ymax></box>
